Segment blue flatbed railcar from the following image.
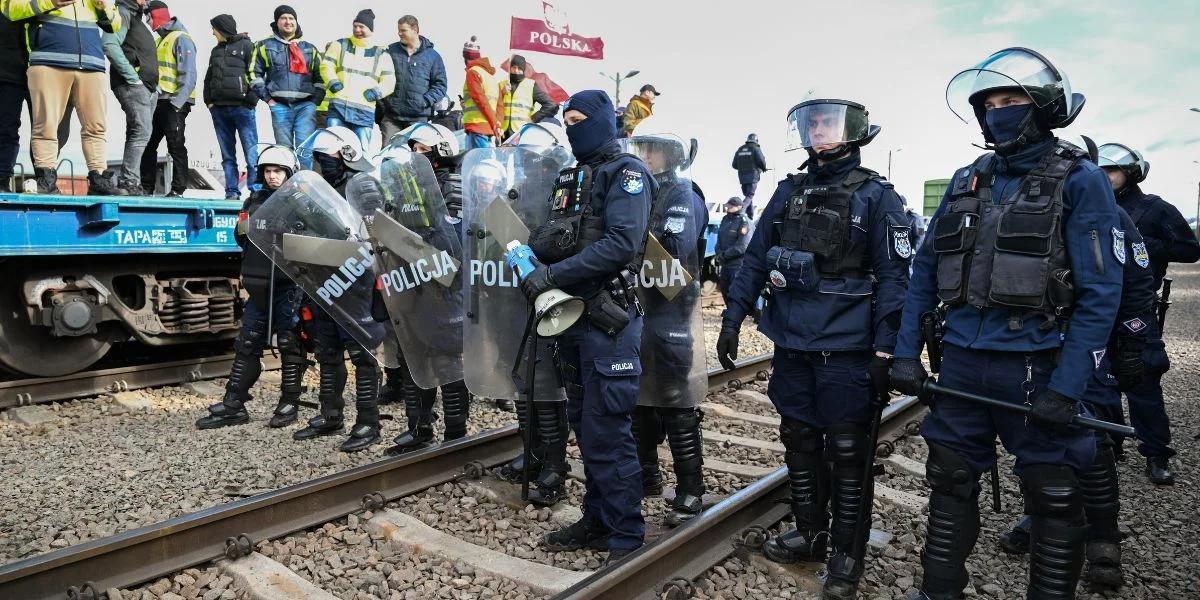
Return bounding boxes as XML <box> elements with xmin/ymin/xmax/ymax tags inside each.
<box><xmin>0</xmin><ymin>192</ymin><xmax>244</xmax><ymax>377</ymax></box>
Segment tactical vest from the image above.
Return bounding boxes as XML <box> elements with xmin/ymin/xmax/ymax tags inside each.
<box><xmin>933</xmin><ymin>141</ymin><xmax>1084</xmax><ymax>318</ymax></box>
<box><xmin>157</xmin><ymin>30</ymin><xmax>197</xmax><ymax>100</ymax></box>
<box><xmin>529</xmin><ymin>155</ymin><xmax>647</xmax><ymax>272</ymax></box>
<box><xmin>776</xmin><ymin>167</ymin><xmax>878</xmax><ymax>277</ymax></box>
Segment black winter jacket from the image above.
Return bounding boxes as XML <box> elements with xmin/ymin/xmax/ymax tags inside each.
<box><xmin>0</xmin><ymin>13</ymin><xmax>27</xmax><ymax>85</ymax></box>
<box><xmin>204</xmin><ymin>34</ymin><xmax>256</xmax><ymax>107</ymax></box>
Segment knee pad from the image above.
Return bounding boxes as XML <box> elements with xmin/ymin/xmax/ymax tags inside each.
<box><xmin>346</xmin><ymin>346</ymin><xmax>376</xmax><ymax>371</ymax></box>
<box><xmin>1021</xmin><ymin>464</ymin><xmax>1083</xmax><ymax>522</ymax></box>
<box><xmin>780</xmin><ymin>417</ymin><xmax>824</xmax><ymax>470</ymax></box>
<box><xmin>277</xmin><ymin>330</ymin><xmax>308</xmax><ymax>365</ymax></box>
<box><xmin>825</xmin><ymin>422</ymin><xmax>868</xmax><ymax>474</ymax></box>
<box><xmin>315</xmin><ymin>343</ymin><xmax>343</xmax><ymax>363</ymax></box>
<box><xmin>236</xmin><ymin>326</ymin><xmax>268</xmax><ymax>357</ymax></box>
<box><xmin>925</xmin><ymin>443</ymin><xmax>980</xmax><ymax>500</ymax></box>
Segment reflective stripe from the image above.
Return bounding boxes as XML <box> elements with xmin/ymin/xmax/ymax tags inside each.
<box><xmin>462</xmin><ymin>65</ymin><xmax>499</xmax><ymax>127</ymax></box>
<box><xmin>156</xmin><ymin>30</ymin><xmax>196</xmax><ymax>100</ymax></box>
<box><xmin>503</xmin><ymin>79</ymin><xmax>535</xmax><ymax>131</ymax></box>
<box><xmin>28</xmin><ymin>50</ymin><xmax>107</xmax><ymax>70</ymax></box>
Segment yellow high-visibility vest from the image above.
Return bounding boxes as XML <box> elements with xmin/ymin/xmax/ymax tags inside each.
<box><xmin>462</xmin><ymin>64</ymin><xmax>500</xmax><ymax>129</ymax></box>
<box><xmin>503</xmin><ymin>79</ymin><xmax>536</xmax><ymax>134</ymax></box>
<box><xmin>157</xmin><ymin>30</ymin><xmax>196</xmax><ymax>100</ymax></box>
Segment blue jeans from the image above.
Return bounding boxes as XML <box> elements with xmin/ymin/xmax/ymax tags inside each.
<box><xmin>269</xmin><ymin>100</ymin><xmax>317</xmax><ymax>169</ymax></box>
<box><xmin>324</xmin><ymin>115</ymin><xmax>372</xmax><ymax>149</ymax></box>
<box><xmin>466</xmin><ymin>132</ymin><xmax>495</xmax><ymax>149</ymax></box>
<box><xmin>211</xmin><ymin>105</ymin><xmax>258</xmax><ymax>197</ymax></box>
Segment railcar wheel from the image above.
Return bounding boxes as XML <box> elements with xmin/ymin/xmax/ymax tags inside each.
<box><xmin>0</xmin><ymin>288</ymin><xmax>112</xmax><ymax>377</ymax></box>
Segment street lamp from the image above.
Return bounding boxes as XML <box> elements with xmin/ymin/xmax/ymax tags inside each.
<box><xmin>887</xmin><ymin>148</ymin><xmax>903</xmax><ymax>180</ymax></box>
<box><xmin>600</xmin><ymin>69</ymin><xmax>640</xmax><ymax>103</ymax></box>
<box><xmin>1190</xmin><ymin>107</ymin><xmax>1200</xmax><ymax>113</ymax></box>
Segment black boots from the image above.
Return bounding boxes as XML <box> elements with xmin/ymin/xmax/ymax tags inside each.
<box><xmin>998</xmin><ymin>515</ymin><xmax>1032</xmax><ymax>554</ymax></box>
<box><xmin>1145</xmin><ymin>456</ymin><xmax>1174</xmax><ymax>485</ymax></box>
<box><xmin>294</xmin><ymin>361</ymin><xmax>346</xmax><ymax>440</ymax></box>
<box><xmin>339</xmin><ymin>348</ymin><xmax>381</xmax><ymax>453</ymax></box>
<box><xmin>387</xmin><ymin>385</ymin><xmax>436</xmax><ymax>455</ymax></box>
<box><xmin>528</xmin><ymin>401</ymin><xmax>568</xmax><ymax>506</ymax></box>
<box><xmin>195</xmin><ymin>351</ymin><xmax>260</xmax><ymax>429</ymax></box>
<box><xmin>764</xmin><ymin>419</ymin><xmax>830</xmax><ymax>564</ymax></box>
<box><xmin>87</xmin><ymin>170</ymin><xmax>124</xmax><ymax>196</ymax></box>
<box><xmin>269</xmin><ymin>350</ymin><xmax>308</xmax><ymax>428</ymax></box>
<box><xmin>1080</xmin><ymin>437</ymin><xmax>1123</xmax><ymax>587</ymax></box>
<box><xmin>442</xmin><ymin>380</ymin><xmax>471</xmax><ymax>441</ymax></box>
<box><xmin>915</xmin><ymin>444</ymin><xmax>980</xmax><ymax>599</ymax></box>
<box><xmin>822</xmin><ymin>423</ymin><xmax>873</xmax><ymax>599</ymax></box>
<box><xmin>543</xmin><ymin>514</ymin><xmax>609</xmax><ymax>552</ymax></box>
<box><xmin>1023</xmin><ymin>465</ymin><xmax>1087</xmax><ymax>600</ymax></box>
<box><xmin>632</xmin><ymin>406</ymin><xmax>665</xmax><ymax>495</ymax></box>
<box><xmin>379</xmin><ymin>367</ymin><xmax>403</xmax><ymax>405</ymax></box>
<box><xmin>34</xmin><ymin>167</ymin><xmax>57</xmax><ymax>194</ymax></box>
<box><xmin>664</xmin><ymin>409</ymin><xmax>705</xmax><ymax>526</ymax></box>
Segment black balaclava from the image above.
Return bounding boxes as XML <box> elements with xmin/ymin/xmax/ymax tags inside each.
<box><xmin>509</xmin><ymin>54</ymin><xmax>527</xmax><ymax>86</ymax></box>
<box><xmin>978</xmin><ymin>99</ymin><xmax>1047</xmax><ymax>156</ymax></box>
<box><xmin>316</xmin><ymin>153</ymin><xmax>348</xmax><ymax>187</ymax></box>
<box><xmin>563</xmin><ymin>90</ymin><xmax>617</xmax><ymax>161</ymax></box>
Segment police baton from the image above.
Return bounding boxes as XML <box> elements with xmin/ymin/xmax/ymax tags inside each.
<box><xmin>1157</xmin><ymin>277</ymin><xmax>1172</xmax><ymax>334</ymax></box>
<box><xmin>921</xmin><ymin>379</ymin><xmax>1137</xmax><ymax>438</ymax></box>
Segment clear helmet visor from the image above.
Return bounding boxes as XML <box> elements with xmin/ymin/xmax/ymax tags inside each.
<box><xmin>296</xmin><ymin>127</ymin><xmax>362</xmax><ymax>161</ymax></box>
<box><xmin>506</xmin><ymin>123</ymin><xmax>568</xmax><ymax>150</ymax></box>
<box><xmin>623</xmin><ymin>133</ymin><xmax>690</xmax><ymax>176</ymax></box>
<box><xmin>1096</xmin><ymin>143</ymin><xmax>1137</xmax><ymax>169</ymax></box>
<box><xmin>784</xmin><ymin>101</ymin><xmax>869</xmax><ymax>152</ymax></box>
<box><xmin>945</xmin><ymin>48</ymin><xmax>1075</xmax><ymax>124</ymax></box>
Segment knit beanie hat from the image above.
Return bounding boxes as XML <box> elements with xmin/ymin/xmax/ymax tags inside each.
<box><xmin>353</xmin><ymin>9</ymin><xmax>375</xmax><ymax>31</ymax></box>
<box><xmin>463</xmin><ymin>36</ymin><xmax>481</xmax><ymax>61</ymax></box>
<box><xmin>273</xmin><ymin>5</ymin><xmax>297</xmax><ymax>21</ymax></box>
<box><xmin>210</xmin><ymin>14</ymin><xmax>238</xmax><ymax>39</ymax></box>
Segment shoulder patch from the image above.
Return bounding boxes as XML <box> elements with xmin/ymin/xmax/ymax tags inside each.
<box><xmin>1092</xmin><ymin>348</ymin><xmax>1107</xmax><ymax>369</ymax></box>
<box><xmin>620</xmin><ymin>169</ymin><xmax>644</xmax><ymax>194</ymax></box>
<box><xmin>1122</xmin><ymin>317</ymin><xmax>1147</xmax><ymax>334</ymax></box>
<box><xmin>1111</xmin><ymin>228</ymin><xmax>1126</xmax><ymax>265</ymax></box>
<box><xmin>1132</xmin><ymin>241</ymin><xmax>1150</xmax><ymax>268</ymax></box>
<box><xmin>664</xmin><ymin>216</ymin><xmax>686</xmax><ymax>234</ymax></box>
<box><xmin>892</xmin><ymin>227</ymin><xmax>913</xmax><ymax>259</ymax></box>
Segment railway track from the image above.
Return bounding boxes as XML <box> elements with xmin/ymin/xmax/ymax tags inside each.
<box><xmin>0</xmin><ymin>354</ymin><xmax>927</xmax><ymax>600</ymax></box>
<box><xmin>0</xmin><ymin>354</ymin><xmax>280</xmax><ymax>411</ymax></box>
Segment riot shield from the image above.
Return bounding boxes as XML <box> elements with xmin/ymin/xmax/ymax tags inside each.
<box><xmin>247</xmin><ymin>170</ymin><xmax>394</xmax><ymax>366</ymax></box>
<box><xmin>626</xmin><ymin>134</ymin><xmax>708</xmax><ymax>409</ymax></box>
<box><xmin>461</xmin><ymin>146</ymin><xmax>569</xmax><ymax>401</ymax></box>
<box><xmin>344</xmin><ymin>151</ymin><xmax>464</xmax><ymax>389</ymax></box>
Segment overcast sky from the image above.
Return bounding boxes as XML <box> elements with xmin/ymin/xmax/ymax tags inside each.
<box><xmin>23</xmin><ymin>0</ymin><xmax>1200</xmax><ymax>219</ymax></box>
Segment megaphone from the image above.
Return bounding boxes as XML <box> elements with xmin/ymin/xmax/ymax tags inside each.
<box><xmin>504</xmin><ymin>241</ymin><xmax>585</xmax><ymax>337</ymax></box>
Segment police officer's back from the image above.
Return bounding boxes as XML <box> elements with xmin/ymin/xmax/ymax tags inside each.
<box><xmin>714</xmin><ymin>197</ymin><xmax>751</xmax><ymax>305</ymax></box>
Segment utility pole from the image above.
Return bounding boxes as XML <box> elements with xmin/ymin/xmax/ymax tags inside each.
<box><xmin>600</xmin><ymin>69</ymin><xmax>640</xmax><ymax>104</ymax></box>
<box><xmin>888</xmin><ymin>148</ymin><xmax>903</xmax><ymax>180</ymax></box>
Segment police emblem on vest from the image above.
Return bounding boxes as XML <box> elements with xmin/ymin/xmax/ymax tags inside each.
<box><xmin>932</xmin><ymin>140</ymin><xmax>1085</xmax><ymax>317</ymax></box>
<box><xmin>1132</xmin><ymin>241</ymin><xmax>1150</xmax><ymax>268</ymax></box>
<box><xmin>1111</xmin><ymin>228</ymin><xmax>1126</xmax><ymax>265</ymax></box>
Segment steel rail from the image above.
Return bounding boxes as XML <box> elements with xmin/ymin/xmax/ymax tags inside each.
<box><xmin>0</xmin><ymin>425</ymin><xmax>522</xmax><ymax>600</ymax></box>
<box><xmin>0</xmin><ymin>354</ymin><xmax>282</xmax><ymax>410</ymax></box>
<box><xmin>554</xmin><ymin>394</ymin><xmax>927</xmax><ymax>600</ymax></box>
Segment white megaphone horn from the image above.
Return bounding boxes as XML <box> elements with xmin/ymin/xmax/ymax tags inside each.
<box><xmin>505</xmin><ymin>241</ymin><xmax>585</xmax><ymax>337</ymax></box>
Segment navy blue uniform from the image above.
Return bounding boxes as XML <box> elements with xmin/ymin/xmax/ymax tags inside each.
<box><xmin>715</xmin><ymin>211</ymin><xmax>751</xmax><ymax>305</ymax></box>
<box><xmin>553</xmin><ymin>143</ymin><xmax>654</xmax><ymax>551</ymax></box>
<box><xmin>896</xmin><ymin>138</ymin><xmax>1124</xmax><ymax>475</ymax></box>
<box><xmin>725</xmin><ymin>153</ymin><xmax>910</xmax><ymax>427</ymax></box>
<box><xmin>1113</xmin><ymin>186</ymin><xmax>1195</xmax><ymax>459</ymax></box>
<box><xmin>732</xmin><ymin>141</ymin><xmax>768</xmax><ymax>212</ymax></box>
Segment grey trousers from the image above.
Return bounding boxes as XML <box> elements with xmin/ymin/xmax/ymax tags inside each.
<box><xmin>112</xmin><ymin>83</ymin><xmax>157</xmax><ymax>186</ymax></box>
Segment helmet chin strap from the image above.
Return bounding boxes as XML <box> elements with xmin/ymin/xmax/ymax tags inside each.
<box><xmin>805</xmin><ymin>143</ymin><xmax>851</xmax><ymax>163</ymax></box>
<box><xmin>984</xmin><ymin>109</ymin><xmax>1048</xmax><ymax>156</ymax></box>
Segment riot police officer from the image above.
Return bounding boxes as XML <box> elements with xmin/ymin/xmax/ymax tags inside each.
<box><xmin>196</xmin><ymin>146</ymin><xmax>309</xmax><ymax>430</ymax></box>
<box><xmin>628</xmin><ymin>134</ymin><xmax>710</xmax><ymax>526</ymax></box>
<box><xmin>715</xmin><ymin>98</ymin><xmax>911</xmax><ymax>599</ymax></box>
<box><xmin>997</xmin><ymin>206</ymin><xmax>1155</xmax><ymax>588</ymax></box>
<box><xmin>714</xmin><ymin>197</ymin><xmax>751</xmax><ymax>307</ymax></box>
<box><xmin>376</xmin><ymin>123</ymin><xmax>474</xmax><ymax>455</ymax></box>
<box><xmin>292</xmin><ymin>126</ymin><xmax>388</xmax><ymax>453</ymax></box>
<box><xmin>889</xmin><ymin>48</ymin><xmax>1124</xmax><ymax>599</ymax></box>
<box><xmin>523</xmin><ymin>90</ymin><xmax>655</xmax><ymax>563</ymax></box>
<box><xmin>1097</xmin><ymin>142</ymin><xmax>1199</xmax><ymax>484</ymax></box>
<box><xmin>491</xmin><ymin>122</ymin><xmax>575</xmax><ymax>506</ymax></box>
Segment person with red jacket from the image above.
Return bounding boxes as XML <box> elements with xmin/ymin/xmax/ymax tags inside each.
<box><xmin>460</xmin><ymin>36</ymin><xmax>503</xmax><ymax>149</ymax></box>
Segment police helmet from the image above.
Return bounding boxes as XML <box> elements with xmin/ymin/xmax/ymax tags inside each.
<box><xmin>1097</xmin><ymin>143</ymin><xmax>1149</xmax><ymax>184</ymax></box>
<box><xmin>784</xmin><ymin>99</ymin><xmax>880</xmax><ymax>153</ymax></box>
<box><xmin>747</xmin><ymin>133</ymin><xmax>758</xmax><ymax>144</ymax></box>
<box><xmin>385</xmin><ymin>122</ymin><xmax>461</xmax><ymax>159</ymax></box>
<box><xmin>298</xmin><ymin>126</ymin><xmax>374</xmax><ymax>172</ymax></box>
<box><xmin>507</xmin><ymin>121</ymin><xmax>570</xmax><ymax>149</ymax></box>
<box><xmin>627</xmin><ymin>133</ymin><xmax>694</xmax><ymax>176</ymax></box>
<box><xmin>255</xmin><ymin>144</ymin><xmax>297</xmax><ymax>183</ymax></box>
<box><xmin>946</xmin><ymin>47</ymin><xmax>1085</xmax><ymax>132</ymax></box>
<box><xmin>468</xmin><ymin>158</ymin><xmax>507</xmax><ymax>197</ymax></box>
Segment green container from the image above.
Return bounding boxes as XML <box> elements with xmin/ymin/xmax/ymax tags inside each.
<box><xmin>924</xmin><ymin>179</ymin><xmax>951</xmax><ymax>216</ymax></box>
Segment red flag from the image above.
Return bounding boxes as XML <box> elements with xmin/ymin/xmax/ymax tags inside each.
<box><xmin>501</xmin><ymin>58</ymin><xmax>570</xmax><ymax>104</ymax></box>
<box><xmin>509</xmin><ymin>16</ymin><xmax>604</xmax><ymax>61</ymax></box>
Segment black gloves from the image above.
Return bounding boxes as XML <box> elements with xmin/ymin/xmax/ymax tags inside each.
<box><xmin>520</xmin><ymin>262</ymin><xmax>555</xmax><ymax>301</ymax></box>
<box><xmin>1029</xmin><ymin>389</ymin><xmax>1078</xmax><ymax>431</ymax></box>
<box><xmin>889</xmin><ymin>357</ymin><xmax>928</xmax><ymax>401</ymax></box>
<box><xmin>868</xmin><ymin>354</ymin><xmax>893</xmax><ymax>404</ymax></box>
<box><xmin>716</xmin><ymin>320</ymin><xmax>741</xmax><ymax>371</ymax></box>
<box><xmin>1113</xmin><ymin>336</ymin><xmax>1146</xmax><ymax>392</ymax></box>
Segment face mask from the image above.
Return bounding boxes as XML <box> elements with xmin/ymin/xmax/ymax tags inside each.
<box><xmin>316</xmin><ymin>153</ymin><xmax>345</xmax><ymax>185</ymax></box>
<box><xmin>566</xmin><ymin>117</ymin><xmax>613</xmax><ymax>160</ymax></box>
<box><xmin>984</xmin><ymin>104</ymin><xmax>1033</xmax><ymax>144</ymax></box>
<box><xmin>509</xmin><ymin>73</ymin><xmax>525</xmax><ymax>86</ymax></box>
